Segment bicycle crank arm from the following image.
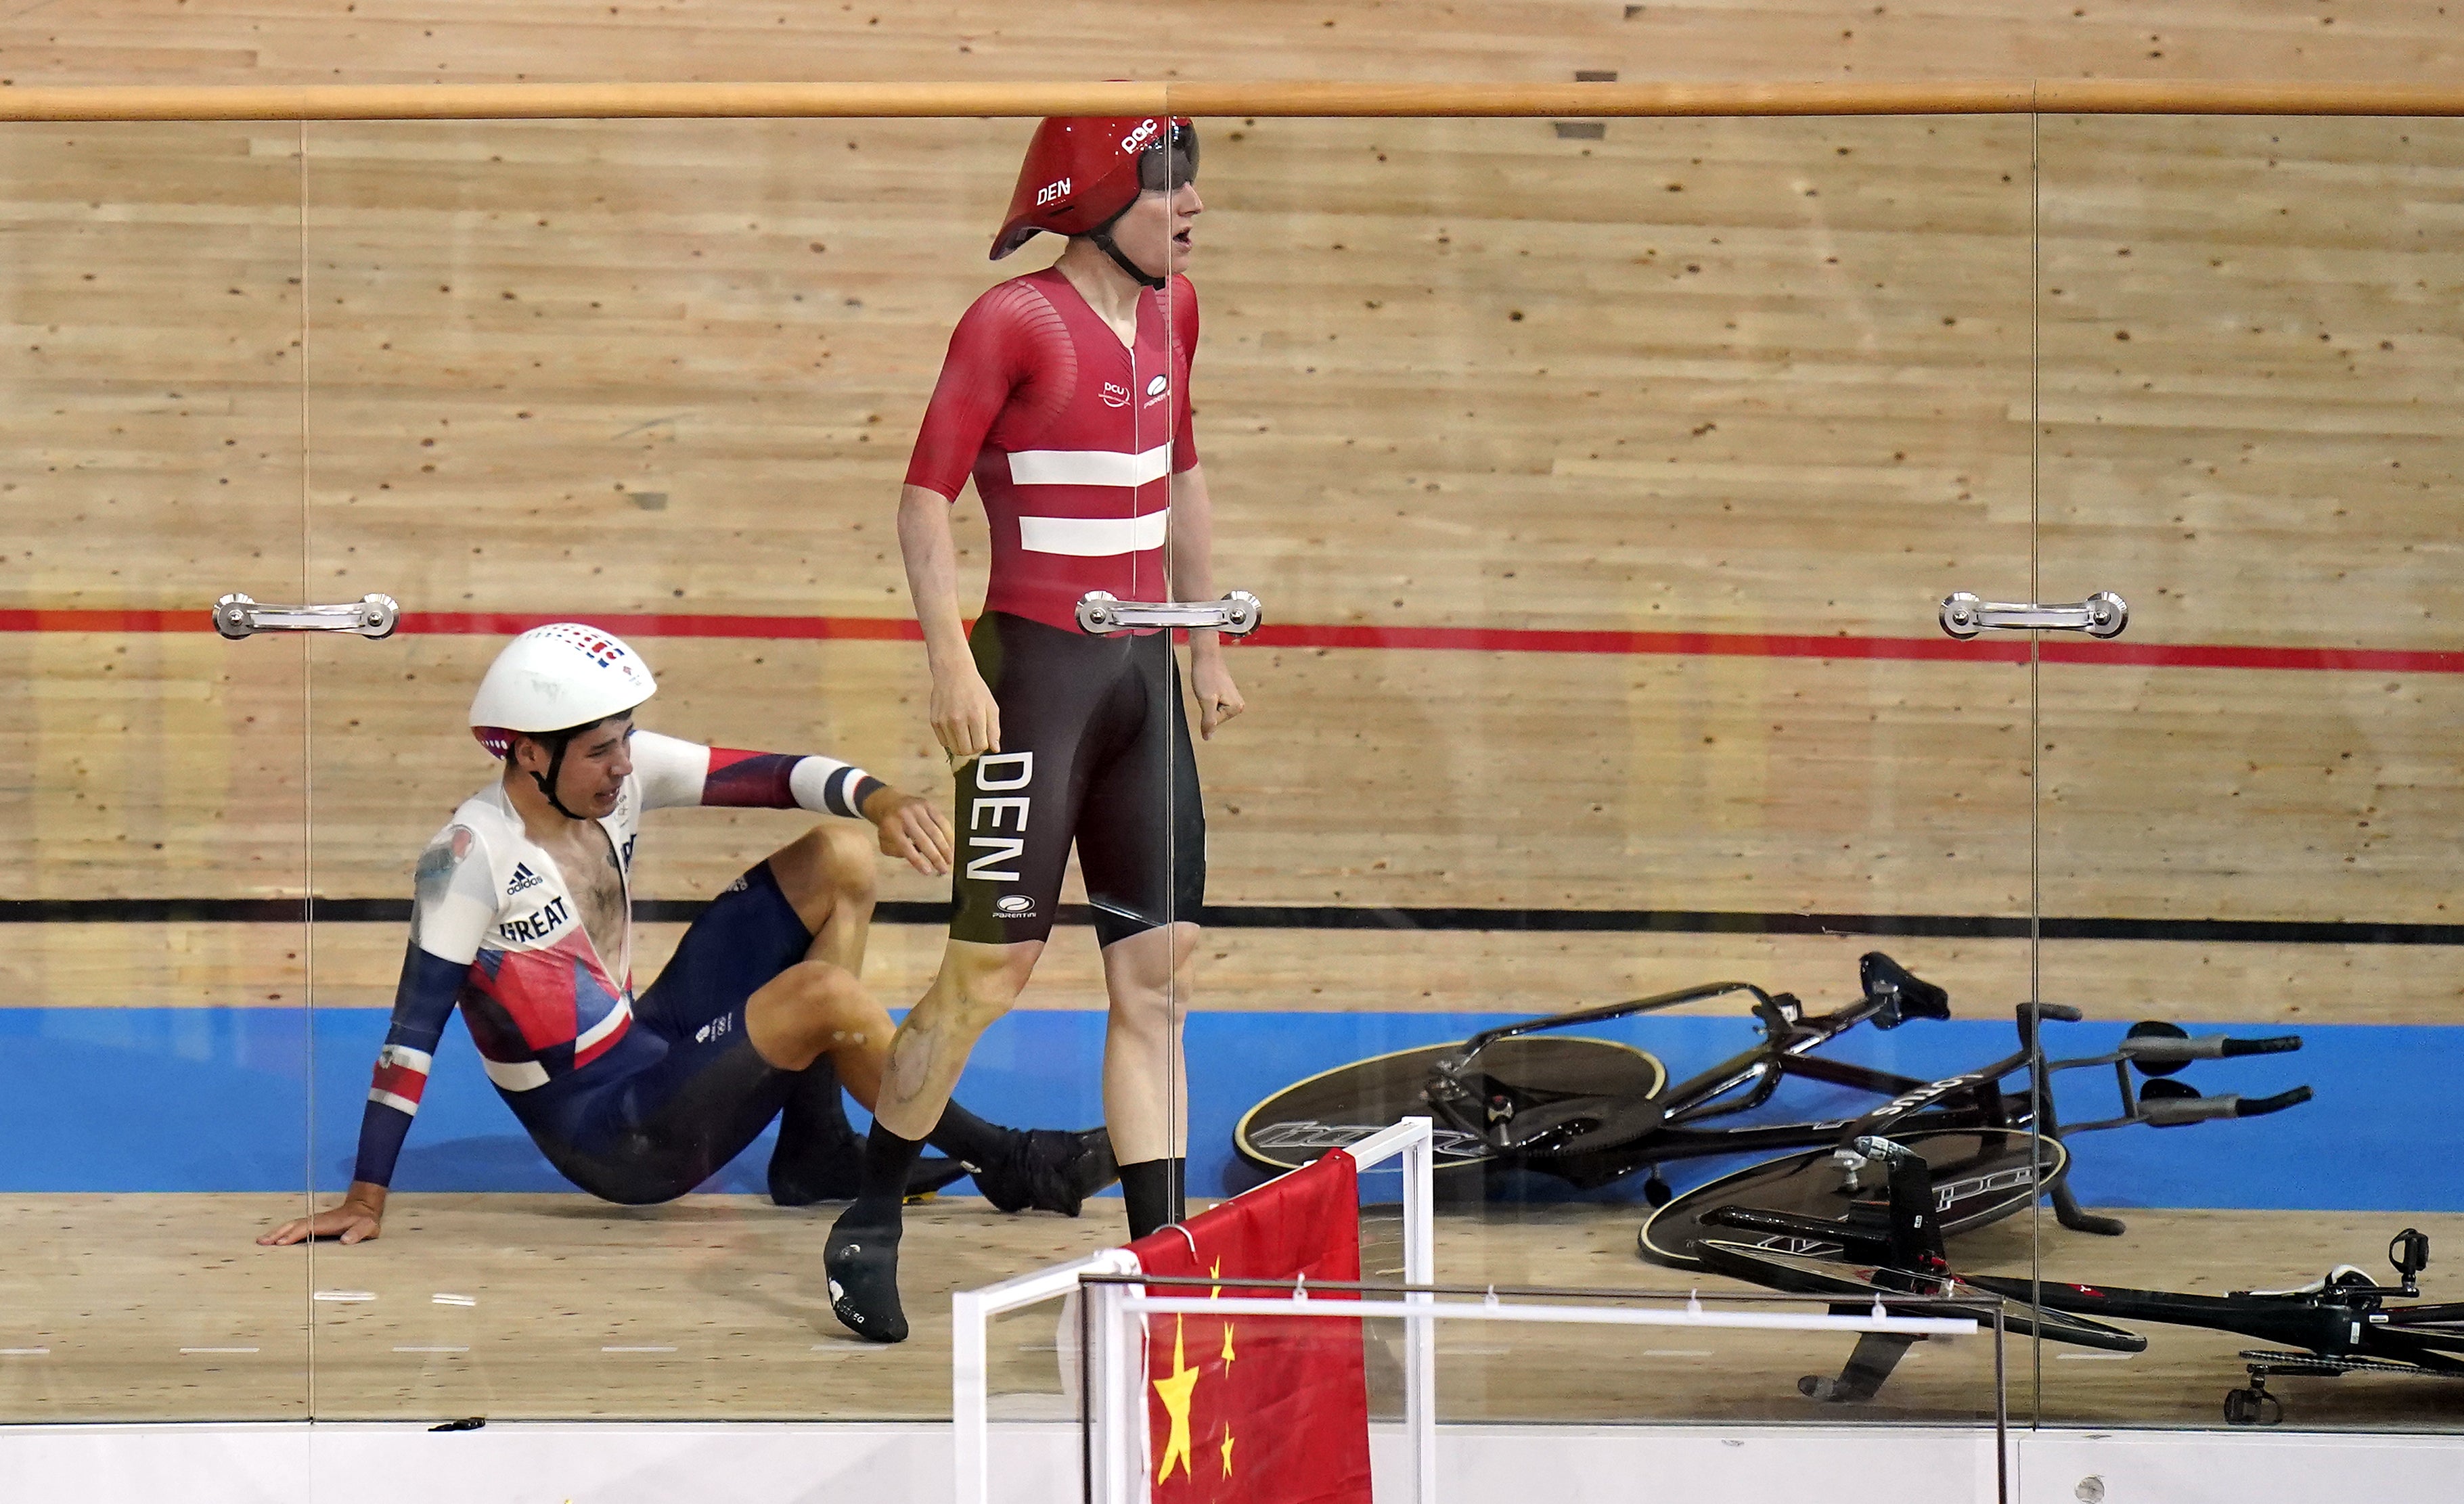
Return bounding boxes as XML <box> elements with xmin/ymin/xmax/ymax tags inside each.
<box><xmin>1702</xmin><ymin>1204</ymin><xmax>1891</xmax><ymax>1260</ymax></box>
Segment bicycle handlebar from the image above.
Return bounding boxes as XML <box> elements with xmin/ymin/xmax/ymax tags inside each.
<box><xmin>2141</xmin><ymin>1084</ymin><xmax>2314</xmax><ymax>1126</ymax></box>
<box><xmin>2120</xmin><ymin>1032</ymin><xmax>2303</xmax><ymax>1066</ymax></box>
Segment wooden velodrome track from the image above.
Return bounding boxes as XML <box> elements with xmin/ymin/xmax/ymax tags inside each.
<box><xmin>1</xmin><ymin>0</ymin><xmax>2461</xmax><ymax>1432</ymax></box>
<box><xmin>5</xmin><ymin>110</ymin><xmax>2461</xmax><ymax>1016</ymax></box>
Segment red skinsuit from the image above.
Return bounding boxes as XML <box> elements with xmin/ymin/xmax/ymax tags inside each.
<box><xmin>903</xmin><ymin>267</ymin><xmax>1199</xmax><ymax>632</ymax></box>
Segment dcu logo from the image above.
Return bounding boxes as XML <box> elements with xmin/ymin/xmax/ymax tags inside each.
<box><xmin>1100</xmin><ymin>380</ymin><xmax>1132</xmax><ymax>408</ymax></box>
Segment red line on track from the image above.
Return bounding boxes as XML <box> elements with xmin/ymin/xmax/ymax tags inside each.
<box><xmin>3</xmin><ymin>608</ymin><xmax>2459</xmax><ymax>675</ymax></box>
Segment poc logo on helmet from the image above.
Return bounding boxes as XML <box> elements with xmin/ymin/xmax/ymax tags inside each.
<box><xmin>1035</xmin><ymin>177</ymin><xmax>1071</xmax><ymax>207</ymax></box>
<box><xmin>995</xmin><ymin>895</ymin><xmax>1033</xmax><ymax>915</ymax></box>
<box><xmin>1120</xmin><ymin>118</ymin><xmax>1161</xmax><ymax>153</ymax></box>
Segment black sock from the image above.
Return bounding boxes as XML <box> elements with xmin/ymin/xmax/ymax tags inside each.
<box><xmin>847</xmin><ymin>1119</ymin><xmax>926</xmax><ymax>1229</ymax></box>
<box><xmin>924</xmin><ymin>1101</ymin><xmax>1014</xmax><ymax>1169</ymax></box>
<box><xmin>767</xmin><ymin>1058</ymin><xmax>862</xmax><ymax>1205</ymax></box>
<box><xmin>1120</xmin><ymin>1158</ymin><xmax>1186</xmax><ymax>1240</ymax></box>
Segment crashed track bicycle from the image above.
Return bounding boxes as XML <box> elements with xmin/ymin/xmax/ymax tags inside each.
<box><xmin>1232</xmin><ymin>953</ymin><xmax>2312</xmax><ymax>1267</ymax></box>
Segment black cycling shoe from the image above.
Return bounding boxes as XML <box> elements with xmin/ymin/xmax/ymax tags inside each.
<box><xmin>971</xmin><ymin>1128</ymin><xmax>1119</xmax><ymax>1216</ymax></box>
<box><xmin>823</xmin><ymin>1210</ymin><xmax>908</xmax><ymax>1344</ymax></box>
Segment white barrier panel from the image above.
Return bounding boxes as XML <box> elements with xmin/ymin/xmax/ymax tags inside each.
<box><xmin>951</xmin><ymin>1116</ymin><xmax>1437</xmax><ymax>1504</ymax></box>
<box><xmin>9</xmin><ymin>1422</ymin><xmax>2459</xmax><ymax>1504</ymax></box>
<box><xmin>1086</xmin><ymin>1287</ymin><xmax>1986</xmax><ymax>1504</ymax></box>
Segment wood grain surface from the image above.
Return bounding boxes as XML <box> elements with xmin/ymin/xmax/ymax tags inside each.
<box><xmin>1</xmin><ymin>1193</ymin><xmax>2452</xmax><ymax>1429</ymax></box>
<box><xmin>2</xmin><ymin>1</ymin><xmax>2460</xmax><ymax>93</ymax></box>
<box><xmin>0</xmin><ymin>0</ymin><xmax>2457</xmax><ymax>1442</ymax></box>
<box><xmin>2</xmin><ymin>110</ymin><xmax>2459</xmax><ymax>1026</ymax></box>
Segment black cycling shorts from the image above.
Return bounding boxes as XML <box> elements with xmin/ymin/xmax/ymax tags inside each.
<box><xmin>510</xmin><ymin>861</ymin><xmax>811</xmax><ymax>1205</ymax></box>
<box><xmin>949</xmin><ymin>611</ymin><xmax>1205</xmax><ymax>949</ymax></box>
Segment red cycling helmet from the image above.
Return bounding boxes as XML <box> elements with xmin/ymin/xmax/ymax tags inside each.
<box><xmin>990</xmin><ymin>114</ymin><xmax>1199</xmax><ymax>287</ymax></box>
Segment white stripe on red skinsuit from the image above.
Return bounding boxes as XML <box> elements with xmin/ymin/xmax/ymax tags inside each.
<box><xmin>1017</xmin><ymin>509</ymin><xmax>1171</xmax><ymax>557</ymax></box>
<box><xmin>1007</xmin><ymin>444</ymin><xmax>1172</xmax><ymax>488</ymax></box>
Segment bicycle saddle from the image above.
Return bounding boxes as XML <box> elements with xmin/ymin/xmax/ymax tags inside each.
<box><xmin>1860</xmin><ymin>951</ymin><xmax>1950</xmax><ymax>1030</ymax></box>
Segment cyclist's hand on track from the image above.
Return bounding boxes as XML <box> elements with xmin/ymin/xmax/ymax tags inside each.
<box><xmin>931</xmin><ymin>666</ymin><xmax>1001</xmax><ymax>761</ymax></box>
<box><xmin>258</xmin><ymin>1193</ymin><xmax>384</xmax><ymax>1247</ymax></box>
<box><xmin>1192</xmin><ymin>654</ymin><xmax>1245</xmax><ymax>741</ymax></box>
<box><xmin>866</xmin><ymin>788</ymin><xmax>955</xmax><ymax>876</ymax></box>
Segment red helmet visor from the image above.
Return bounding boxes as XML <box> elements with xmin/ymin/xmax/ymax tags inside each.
<box><xmin>1134</xmin><ymin>120</ymin><xmax>1200</xmax><ymax>193</ymax></box>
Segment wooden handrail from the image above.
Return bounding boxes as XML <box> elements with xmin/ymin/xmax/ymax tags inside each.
<box><xmin>2037</xmin><ymin>80</ymin><xmax>2464</xmax><ymax>116</ymax></box>
<box><xmin>0</xmin><ymin>81</ymin><xmax>1168</xmax><ymax>123</ymax></box>
<box><xmin>1171</xmin><ymin>82</ymin><xmax>2044</xmax><ymax>117</ymax></box>
<box><xmin>1</xmin><ymin>78</ymin><xmax>2461</xmax><ymax>123</ymax></box>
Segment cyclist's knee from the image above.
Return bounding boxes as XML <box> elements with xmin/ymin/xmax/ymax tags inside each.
<box><xmin>779</xmin><ymin>822</ymin><xmax>876</xmax><ymax>903</ymax></box>
<box><xmin>813</xmin><ymin>823</ymin><xmax>877</xmax><ymax>901</ymax></box>
<box><xmin>931</xmin><ymin>943</ymin><xmax>1037</xmax><ymax>1032</ymax></box>
<box><xmin>774</xmin><ymin>960</ymin><xmax>873</xmax><ymax>1032</ymax></box>
<box><xmin>1103</xmin><ymin>921</ymin><xmax>1199</xmax><ymax>992</ymax></box>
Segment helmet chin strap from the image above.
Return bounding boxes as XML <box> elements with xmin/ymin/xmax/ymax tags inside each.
<box><xmin>1089</xmin><ymin>210</ymin><xmax>1167</xmax><ymax>292</ymax></box>
<box><xmin>526</xmin><ymin>731</ymin><xmax>593</xmax><ymax>823</ymax></box>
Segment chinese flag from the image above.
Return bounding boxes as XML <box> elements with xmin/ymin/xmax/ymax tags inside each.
<box><xmin>1125</xmin><ymin>1150</ymin><xmax>1374</xmax><ymax>1504</ymax></box>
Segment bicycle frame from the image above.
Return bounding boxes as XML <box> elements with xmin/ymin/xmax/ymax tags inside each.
<box><xmin>1441</xmin><ymin>978</ymin><xmax>2118</xmax><ymax>1205</ymax></box>
<box><xmin>1702</xmin><ymin>1138</ymin><xmax>2459</xmax><ymax>1423</ymax></box>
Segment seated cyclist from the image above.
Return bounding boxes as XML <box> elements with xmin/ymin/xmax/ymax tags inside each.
<box><xmin>259</xmin><ymin>624</ymin><xmax>1113</xmax><ymax>1248</ymax></box>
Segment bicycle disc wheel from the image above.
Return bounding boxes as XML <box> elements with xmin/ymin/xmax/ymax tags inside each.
<box><xmin>1233</xmin><ymin>1036</ymin><xmax>1665</xmax><ymax>1178</ymax></box>
<box><xmin>1697</xmin><ymin>1241</ymin><xmax>2144</xmax><ymax>1352</ymax></box>
<box><xmin>1637</xmin><ymin>1126</ymin><xmax>2067</xmax><ymax>1271</ymax></box>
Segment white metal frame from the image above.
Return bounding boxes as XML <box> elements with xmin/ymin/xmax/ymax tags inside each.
<box><xmin>1083</xmin><ymin>1291</ymin><xmax>1979</xmax><ymax>1504</ymax></box>
<box><xmin>951</xmin><ymin>1116</ymin><xmax>1435</xmax><ymax>1504</ymax></box>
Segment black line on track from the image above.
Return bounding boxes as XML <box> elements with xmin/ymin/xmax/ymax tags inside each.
<box><xmin>4</xmin><ymin>897</ymin><xmax>2460</xmax><ymax>946</ymax></box>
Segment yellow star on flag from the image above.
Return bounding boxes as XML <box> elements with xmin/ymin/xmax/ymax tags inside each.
<box><xmin>1152</xmin><ymin>1316</ymin><xmax>1201</xmax><ymax>1484</ymax></box>
<box><xmin>1219</xmin><ymin>1422</ymin><xmax>1236</xmax><ymax>1478</ymax></box>
<box><xmin>1210</xmin><ymin>1258</ymin><xmax>1236</xmax><ymax>1365</ymax></box>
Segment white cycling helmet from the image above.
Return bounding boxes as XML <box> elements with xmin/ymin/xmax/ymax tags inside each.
<box><xmin>470</xmin><ymin>624</ymin><xmax>656</xmax><ymax>821</ymax></box>
<box><xmin>468</xmin><ymin>622</ymin><xmax>657</xmax><ymax>760</ymax></box>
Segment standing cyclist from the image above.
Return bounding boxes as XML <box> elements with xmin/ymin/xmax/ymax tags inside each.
<box><xmin>260</xmin><ymin>624</ymin><xmax>1113</xmax><ymax>1249</ymax></box>
<box><xmin>824</xmin><ymin>115</ymin><xmax>1242</xmax><ymax>1342</ymax></box>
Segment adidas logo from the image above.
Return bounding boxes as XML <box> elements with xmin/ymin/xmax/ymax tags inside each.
<box><xmin>506</xmin><ymin>863</ymin><xmax>544</xmax><ymax>896</ymax></box>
